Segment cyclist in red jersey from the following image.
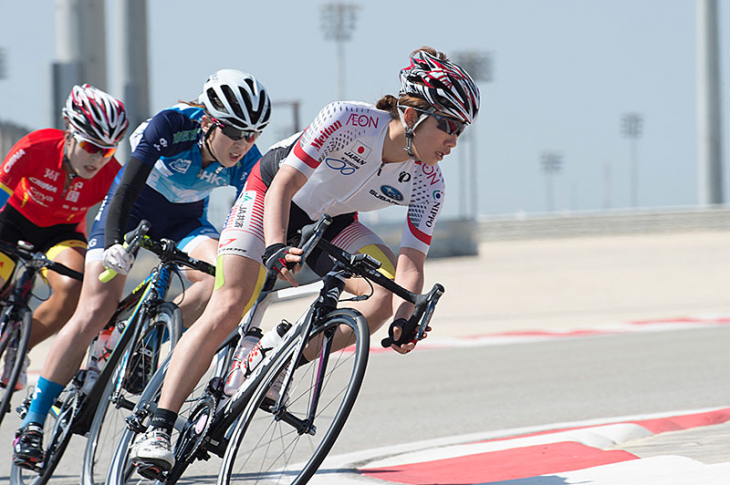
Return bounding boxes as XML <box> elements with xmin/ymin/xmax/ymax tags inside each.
<box><xmin>0</xmin><ymin>84</ymin><xmax>128</xmax><ymax>391</ymax></box>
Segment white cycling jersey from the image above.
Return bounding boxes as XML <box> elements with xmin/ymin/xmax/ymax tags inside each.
<box><xmin>281</xmin><ymin>101</ymin><xmax>446</xmax><ymax>254</ymax></box>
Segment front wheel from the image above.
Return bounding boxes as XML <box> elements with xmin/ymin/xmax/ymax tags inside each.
<box><xmin>0</xmin><ymin>305</ymin><xmax>31</xmax><ymax>428</ymax></box>
<box><xmin>82</xmin><ymin>302</ymin><xmax>182</xmax><ymax>485</ymax></box>
<box><xmin>219</xmin><ymin>308</ymin><xmax>369</xmax><ymax>485</ymax></box>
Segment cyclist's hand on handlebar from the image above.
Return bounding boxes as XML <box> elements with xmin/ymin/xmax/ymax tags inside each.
<box><xmin>102</xmin><ymin>243</ymin><xmax>134</xmax><ymax>276</ymax></box>
<box><xmin>263</xmin><ymin>243</ymin><xmax>303</xmax><ymax>286</ymax></box>
<box><xmin>388</xmin><ymin>318</ymin><xmax>432</xmax><ymax>355</ymax></box>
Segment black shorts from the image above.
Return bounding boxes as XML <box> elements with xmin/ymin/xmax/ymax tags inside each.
<box><xmin>0</xmin><ymin>205</ymin><xmax>87</xmax><ymax>260</ymax></box>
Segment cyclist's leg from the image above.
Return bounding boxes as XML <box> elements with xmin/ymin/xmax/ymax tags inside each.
<box><xmin>172</xmin><ymin>224</ymin><xmax>219</xmax><ymax>326</ymax></box>
<box><xmin>133</xmin><ymin>184</ymin><xmax>268</xmax><ymax>470</ymax></box>
<box><xmin>29</xmin><ymin>238</ymin><xmax>86</xmax><ymax>348</ymax></box>
<box><xmin>22</xmin><ymin>259</ymin><xmax>126</xmax><ymax>426</ymax></box>
<box><xmin>158</xmin><ymin>254</ymin><xmax>265</xmax><ymax>414</ymax></box>
<box><xmin>302</xmin><ymin>221</ymin><xmax>396</xmax><ymax>361</ymax></box>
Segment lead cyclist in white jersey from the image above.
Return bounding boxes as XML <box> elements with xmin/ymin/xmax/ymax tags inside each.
<box><xmin>131</xmin><ymin>46</ymin><xmax>481</xmax><ymax>471</ymax></box>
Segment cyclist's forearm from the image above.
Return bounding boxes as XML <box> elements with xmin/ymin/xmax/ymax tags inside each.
<box><xmin>105</xmin><ymin>157</ymin><xmax>151</xmax><ymax>248</ymax></box>
<box><xmin>392</xmin><ymin>248</ymin><xmax>425</xmax><ymax>319</ymax></box>
<box><xmin>264</xmin><ymin>165</ymin><xmax>306</xmax><ymax>245</ymax></box>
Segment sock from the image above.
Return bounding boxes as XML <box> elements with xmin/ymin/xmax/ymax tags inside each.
<box><xmin>149</xmin><ymin>408</ymin><xmax>178</xmax><ymax>435</ymax></box>
<box><xmin>22</xmin><ymin>376</ymin><xmax>65</xmax><ymax>428</ymax></box>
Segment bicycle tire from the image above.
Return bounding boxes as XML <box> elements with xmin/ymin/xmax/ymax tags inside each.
<box><xmin>0</xmin><ymin>305</ymin><xmax>31</xmax><ymax>427</ymax></box>
<box><xmin>106</xmin><ymin>338</ymin><xmax>223</xmax><ymax>485</ymax></box>
<box><xmin>10</xmin><ymin>387</ymin><xmax>79</xmax><ymax>485</ymax></box>
<box><xmin>219</xmin><ymin>308</ymin><xmax>369</xmax><ymax>485</ymax></box>
<box><xmin>82</xmin><ymin>302</ymin><xmax>182</xmax><ymax>485</ymax></box>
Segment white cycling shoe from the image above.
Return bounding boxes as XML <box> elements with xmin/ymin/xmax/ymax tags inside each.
<box><xmin>130</xmin><ymin>428</ymin><xmax>174</xmax><ymax>477</ymax></box>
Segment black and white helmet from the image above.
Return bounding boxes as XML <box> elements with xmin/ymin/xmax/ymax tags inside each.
<box><xmin>399</xmin><ymin>51</ymin><xmax>480</xmax><ymax>124</ymax></box>
<box><xmin>199</xmin><ymin>69</ymin><xmax>271</xmax><ymax>132</ymax></box>
<box><xmin>63</xmin><ymin>84</ymin><xmax>128</xmax><ymax>146</ymax></box>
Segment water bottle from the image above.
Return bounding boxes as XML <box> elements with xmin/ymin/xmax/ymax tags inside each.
<box><xmin>223</xmin><ymin>327</ymin><xmax>264</xmax><ymax>396</ymax></box>
<box><xmin>244</xmin><ymin>321</ymin><xmax>292</xmax><ymax>375</ymax></box>
<box><xmin>81</xmin><ymin>323</ymin><xmax>123</xmax><ymax>394</ymax></box>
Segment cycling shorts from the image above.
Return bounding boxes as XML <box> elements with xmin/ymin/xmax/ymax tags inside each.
<box><xmin>218</xmin><ymin>162</ymin><xmax>393</xmax><ymax>278</ymax></box>
<box><xmin>87</xmin><ymin>184</ymin><xmax>219</xmax><ymax>262</ymax></box>
<box><xmin>0</xmin><ymin>205</ymin><xmax>87</xmax><ymax>281</ymax></box>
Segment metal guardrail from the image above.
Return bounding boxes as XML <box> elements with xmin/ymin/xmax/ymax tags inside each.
<box><xmin>477</xmin><ymin>206</ymin><xmax>730</xmax><ymax>241</ymax></box>
<box><xmin>370</xmin><ymin>206</ymin><xmax>730</xmax><ymax>258</ymax></box>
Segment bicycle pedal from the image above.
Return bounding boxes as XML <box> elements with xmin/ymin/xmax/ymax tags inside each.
<box><xmin>134</xmin><ymin>462</ymin><xmax>167</xmax><ymax>481</ymax></box>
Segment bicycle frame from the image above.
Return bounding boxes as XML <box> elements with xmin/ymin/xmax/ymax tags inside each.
<box><xmin>70</xmin><ymin>262</ymin><xmax>177</xmax><ymax>434</ymax></box>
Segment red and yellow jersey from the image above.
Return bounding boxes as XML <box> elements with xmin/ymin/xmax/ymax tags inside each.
<box><xmin>0</xmin><ymin>129</ymin><xmax>121</xmax><ymax>233</ymax></box>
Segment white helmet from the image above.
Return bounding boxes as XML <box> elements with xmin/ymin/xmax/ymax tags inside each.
<box><xmin>199</xmin><ymin>69</ymin><xmax>271</xmax><ymax>132</ymax></box>
<box><xmin>62</xmin><ymin>84</ymin><xmax>128</xmax><ymax>146</ymax></box>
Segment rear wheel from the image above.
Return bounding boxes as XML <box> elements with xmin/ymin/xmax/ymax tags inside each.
<box><xmin>219</xmin><ymin>309</ymin><xmax>369</xmax><ymax>485</ymax></box>
<box><xmin>0</xmin><ymin>306</ymin><xmax>31</xmax><ymax>427</ymax></box>
<box><xmin>82</xmin><ymin>302</ymin><xmax>182</xmax><ymax>485</ymax></box>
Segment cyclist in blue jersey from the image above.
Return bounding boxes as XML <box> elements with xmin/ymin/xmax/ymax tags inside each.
<box><xmin>13</xmin><ymin>69</ymin><xmax>272</xmax><ymax>469</ymax></box>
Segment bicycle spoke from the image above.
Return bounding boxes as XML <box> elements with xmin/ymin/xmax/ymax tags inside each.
<box><xmin>221</xmin><ymin>310</ymin><xmax>369</xmax><ymax>485</ymax></box>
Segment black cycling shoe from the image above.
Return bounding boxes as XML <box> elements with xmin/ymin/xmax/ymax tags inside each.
<box><xmin>13</xmin><ymin>423</ymin><xmax>45</xmax><ymax>469</ymax></box>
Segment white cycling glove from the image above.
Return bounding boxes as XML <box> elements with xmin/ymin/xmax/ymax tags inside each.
<box><xmin>102</xmin><ymin>244</ymin><xmax>134</xmax><ymax>276</ymax></box>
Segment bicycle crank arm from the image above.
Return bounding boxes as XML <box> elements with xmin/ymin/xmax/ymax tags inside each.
<box><xmin>273</xmin><ymin>408</ymin><xmax>317</xmax><ymax>436</ymax></box>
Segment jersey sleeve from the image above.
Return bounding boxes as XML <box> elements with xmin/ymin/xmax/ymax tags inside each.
<box><xmin>400</xmin><ymin>163</ymin><xmax>446</xmax><ymax>255</ymax></box>
<box><xmin>130</xmin><ymin>109</ymin><xmax>201</xmax><ymax>166</ymax></box>
<box><xmin>284</xmin><ymin>102</ymin><xmax>350</xmax><ymax>179</ymax></box>
<box><xmin>0</xmin><ymin>135</ymin><xmax>32</xmax><ymax>207</ymax></box>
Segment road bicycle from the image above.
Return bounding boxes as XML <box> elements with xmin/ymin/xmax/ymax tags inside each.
<box><xmin>10</xmin><ymin>220</ymin><xmax>216</xmax><ymax>485</ymax></box>
<box><xmin>108</xmin><ymin>214</ymin><xmax>444</xmax><ymax>484</ymax></box>
<box><xmin>0</xmin><ymin>240</ymin><xmax>83</xmax><ymax>428</ymax></box>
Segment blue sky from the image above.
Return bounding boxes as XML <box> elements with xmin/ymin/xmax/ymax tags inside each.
<box><xmin>1</xmin><ymin>1</ymin><xmax>728</xmax><ymax>222</ymax></box>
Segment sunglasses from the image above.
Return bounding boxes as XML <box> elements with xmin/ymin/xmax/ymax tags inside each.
<box><xmin>73</xmin><ymin>133</ymin><xmax>117</xmax><ymax>158</ymax></box>
<box><xmin>415</xmin><ymin>109</ymin><xmax>467</xmax><ymax>137</ymax></box>
<box><xmin>210</xmin><ymin>117</ymin><xmax>260</xmax><ymax>143</ymax></box>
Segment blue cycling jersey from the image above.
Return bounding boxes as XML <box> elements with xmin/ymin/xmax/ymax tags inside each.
<box><xmin>124</xmin><ymin>104</ymin><xmax>261</xmax><ymax>203</ymax></box>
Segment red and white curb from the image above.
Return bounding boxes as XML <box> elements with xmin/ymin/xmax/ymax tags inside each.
<box><xmin>309</xmin><ymin>407</ymin><xmax>730</xmax><ymax>484</ymax></box>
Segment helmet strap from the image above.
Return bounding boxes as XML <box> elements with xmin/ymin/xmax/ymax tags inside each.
<box><xmin>202</xmin><ymin>124</ymin><xmax>221</xmax><ymax>165</ymax></box>
<box><xmin>398</xmin><ymin>104</ymin><xmax>429</xmax><ymax>160</ymax></box>
<box><xmin>62</xmin><ymin>154</ymin><xmax>79</xmax><ymax>181</ymax></box>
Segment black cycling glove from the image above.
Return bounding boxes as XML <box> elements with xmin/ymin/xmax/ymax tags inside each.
<box><xmin>263</xmin><ymin>243</ymin><xmax>297</xmax><ymax>274</ymax></box>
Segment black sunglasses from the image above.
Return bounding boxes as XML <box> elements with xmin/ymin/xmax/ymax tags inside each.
<box><xmin>210</xmin><ymin>117</ymin><xmax>260</xmax><ymax>142</ymax></box>
<box><xmin>415</xmin><ymin>108</ymin><xmax>467</xmax><ymax>136</ymax></box>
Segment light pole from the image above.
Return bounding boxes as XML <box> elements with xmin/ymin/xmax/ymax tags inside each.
<box><xmin>540</xmin><ymin>151</ymin><xmax>563</xmax><ymax>212</ymax></box>
<box><xmin>621</xmin><ymin>112</ymin><xmax>643</xmax><ymax>208</ymax></box>
<box><xmin>0</xmin><ymin>47</ymin><xmax>6</xmax><ymax>81</ymax></box>
<box><xmin>453</xmin><ymin>50</ymin><xmax>492</xmax><ymax>219</ymax></box>
<box><xmin>320</xmin><ymin>2</ymin><xmax>360</xmax><ymax>100</ymax></box>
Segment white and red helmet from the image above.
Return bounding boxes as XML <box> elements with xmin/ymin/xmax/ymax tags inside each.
<box><xmin>199</xmin><ymin>69</ymin><xmax>271</xmax><ymax>132</ymax></box>
<box><xmin>63</xmin><ymin>84</ymin><xmax>128</xmax><ymax>146</ymax></box>
<box><xmin>399</xmin><ymin>51</ymin><xmax>480</xmax><ymax>124</ymax></box>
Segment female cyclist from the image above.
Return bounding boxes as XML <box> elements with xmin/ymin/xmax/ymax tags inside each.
<box><xmin>12</xmin><ymin>69</ymin><xmax>272</xmax><ymax>469</ymax></box>
<box><xmin>0</xmin><ymin>84</ymin><xmax>127</xmax><ymax>391</ymax></box>
<box><xmin>131</xmin><ymin>47</ymin><xmax>480</xmax><ymax>473</ymax></box>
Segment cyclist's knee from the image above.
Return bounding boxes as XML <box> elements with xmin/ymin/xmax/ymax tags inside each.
<box><xmin>364</xmin><ymin>288</ymin><xmax>394</xmax><ymax>332</ymax></box>
<box><xmin>50</xmin><ymin>277</ymin><xmax>83</xmax><ymax>303</ymax></box>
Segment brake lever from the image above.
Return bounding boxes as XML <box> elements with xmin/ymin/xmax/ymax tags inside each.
<box><xmin>99</xmin><ymin>220</ymin><xmax>151</xmax><ymax>283</ymax></box>
<box><xmin>381</xmin><ymin>283</ymin><xmax>445</xmax><ymax>348</ymax></box>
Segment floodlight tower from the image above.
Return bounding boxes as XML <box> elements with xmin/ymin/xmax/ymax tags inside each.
<box><xmin>320</xmin><ymin>1</ymin><xmax>361</xmax><ymax>100</ymax></box>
